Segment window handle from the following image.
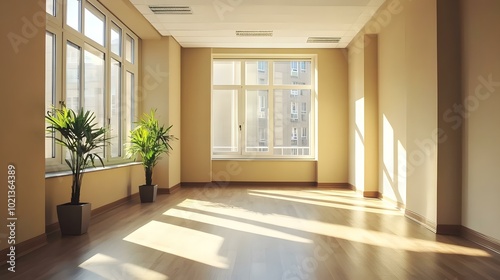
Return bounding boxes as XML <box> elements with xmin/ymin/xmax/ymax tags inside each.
<box><xmin>239</xmin><ymin>125</ymin><xmax>242</xmax><ymax>131</ymax></box>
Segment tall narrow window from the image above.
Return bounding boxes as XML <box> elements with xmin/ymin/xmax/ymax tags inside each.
<box><xmin>66</xmin><ymin>0</ymin><xmax>81</xmax><ymax>32</ymax></box>
<box><xmin>84</xmin><ymin>46</ymin><xmax>105</xmax><ymax>132</ymax></box>
<box><xmin>66</xmin><ymin>42</ymin><xmax>81</xmax><ymax>111</ymax></box>
<box><xmin>212</xmin><ymin>90</ymin><xmax>239</xmax><ymax>154</ymax></box>
<box><xmin>84</xmin><ymin>4</ymin><xmax>105</xmax><ymax>46</ymax></box>
<box><xmin>125</xmin><ymin>35</ymin><xmax>134</xmax><ymax>63</ymax></box>
<box><xmin>212</xmin><ymin>58</ymin><xmax>315</xmax><ymax>158</ymax></box>
<box><xmin>125</xmin><ymin>71</ymin><xmax>135</xmax><ymax>133</ymax></box>
<box><xmin>110</xmin><ymin>59</ymin><xmax>121</xmax><ymax>157</ymax></box>
<box><xmin>45</xmin><ymin>32</ymin><xmax>56</xmax><ymax>159</ymax></box>
<box><xmin>46</xmin><ymin>0</ymin><xmax>55</xmax><ymax>16</ymax></box>
<box><xmin>110</xmin><ymin>23</ymin><xmax>122</xmax><ymax>56</ymax></box>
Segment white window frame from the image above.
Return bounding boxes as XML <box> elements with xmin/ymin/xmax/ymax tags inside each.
<box><xmin>45</xmin><ymin>0</ymin><xmax>139</xmax><ymax>172</ymax></box>
<box><xmin>212</xmin><ymin>55</ymin><xmax>316</xmax><ymax>160</ymax></box>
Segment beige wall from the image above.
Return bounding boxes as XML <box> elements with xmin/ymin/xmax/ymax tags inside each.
<box><xmin>0</xmin><ymin>1</ymin><xmax>46</xmax><ymax>250</ymax></box>
<box><xmin>348</xmin><ymin>36</ymin><xmax>365</xmax><ymax>191</ymax></box>
<box><xmin>45</xmin><ymin>165</ymin><xmax>143</xmax><ymax>225</ymax></box>
<box><xmin>141</xmin><ymin>37</ymin><xmax>182</xmax><ymax>189</ymax></box>
<box><xmin>461</xmin><ymin>0</ymin><xmax>500</xmax><ymax>241</ymax></box>
<box><xmin>348</xmin><ymin>0</ymin><xmax>439</xmax><ymax>226</ymax></box>
<box><xmin>436</xmin><ymin>0</ymin><xmax>462</xmax><ymax>227</ymax></box>
<box><xmin>181</xmin><ymin>48</ymin><xmax>213</xmax><ymax>183</ymax></box>
<box><xmin>212</xmin><ymin>161</ymin><xmax>316</xmax><ymax>183</ymax></box>
<box><xmin>404</xmin><ymin>0</ymin><xmax>438</xmax><ymax>226</ymax></box>
<box><xmin>168</xmin><ymin>37</ymin><xmax>182</xmax><ymax>188</ymax></box>
<box><xmin>182</xmin><ymin>48</ymin><xmax>348</xmax><ymax>184</ymax></box>
<box><xmin>377</xmin><ymin>1</ymin><xmax>407</xmax><ymax>205</ymax></box>
<box><xmin>348</xmin><ymin>34</ymin><xmax>379</xmax><ymax>195</ymax></box>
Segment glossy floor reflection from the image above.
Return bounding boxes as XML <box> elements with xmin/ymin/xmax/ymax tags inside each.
<box><xmin>1</xmin><ymin>187</ymin><xmax>500</xmax><ymax>279</ymax></box>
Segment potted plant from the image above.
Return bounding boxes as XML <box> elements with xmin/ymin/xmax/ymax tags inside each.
<box><xmin>126</xmin><ymin>109</ymin><xmax>176</xmax><ymax>203</ymax></box>
<box><xmin>46</xmin><ymin>107</ymin><xmax>108</xmax><ymax>235</ymax></box>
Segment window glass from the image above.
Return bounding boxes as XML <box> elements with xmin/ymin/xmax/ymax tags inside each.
<box><xmin>212</xmin><ymin>58</ymin><xmax>314</xmax><ymax>158</ymax></box>
<box><xmin>67</xmin><ymin>0</ymin><xmax>81</xmax><ymax>32</ymax></box>
<box><xmin>46</xmin><ymin>0</ymin><xmax>55</xmax><ymax>16</ymax></box>
<box><xmin>125</xmin><ymin>35</ymin><xmax>134</xmax><ymax>63</ymax></box>
<box><xmin>246</xmin><ymin>61</ymin><xmax>268</xmax><ymax>85</ymax></box>
<box><xmin>45</xmin><ymin>32</ymin><xmax>56</xmax><ymax>159</ymax></box>
<box><xmin>84</xmin><ymin>4</ymin><xmax>105</xmax><ymax>46</ymax></box>
<box><xmin>274</xmin><ymin>61</ymin><xmax>311</xmax><ymax>85</ymax></box>
<box><xmin>212</xmin><ymin>90</ymin><xmax>239</xmax><ymax>153</ymax></box>
<box><xmin>111</xmin><ymin>23</ymin><xmax>122</xmax><ymax>56</ymax></box>
<box><xmin>110</xmin><ymin>59</ymin><xmax>121</xmax><ymax>157</ymax></box>
<box><xmin>213</xmin><ymin>61</ymin><xmax>241</xmax><ymax>85</ymax></box>
<box><xmin>245</xmin><ymin>90</ymin><xmax>269</xmax><ymax>153</ymax></box>
<box><xmin>84</xmin><ymin>45</ymin><xmax>105</xmax><ymax>135</ymax></box>
<box><xmin>66</xmin><ymin>42</ymin><xmax>81</xmax><ymax>111</ymax></box>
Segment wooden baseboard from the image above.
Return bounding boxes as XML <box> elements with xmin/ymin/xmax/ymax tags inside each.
<box><xmin>436</xmin><ymin>224</ymin><xmax>462</xmax><ymax>235</ymax></box>
<box><xmin>461</xmin><ymin>226</ymin><xmax>500</xmax><ymax>254</ymax></box>
<box><xmin>181</xmin><ymin>182</ymin><xmax>213</xmax><ymax>188</ymax></box>
<box><xmin>168</xmin><ymin>183</ymin><xmax>181</xmax><ymax>193</ymax></box>
<box><xmin>316</xmin><ymin>183</ymin><xmax>354</xmax><ymax>189</ymax></box>
<box><xmin>157</xmin><ymin>184</ymin><xmax>181</xmax><ymax>194</ymax></box>
<box><xmin>363</xmin><ymin>191</ymin><xmax>381</xmax><ymax>198</ymax></box>
<box><xmin>379</xmin><ymin>194</ymin><xmax>405</xmax><ymax>210</ymax></box>
<box><xmin>212</xmin><ymin>181</ymin><xmax>317</xmax><ymax>188</ymax></box>
<box><xmin>45</xmin><ymin>193</ymin><xmax>139</xmax><ymax>234</ymax></box>
<box><xmin>405</xmin><ymin>209</ymin><xmax>437</xmax><ymax>233</ymax></box>
<box><xmin>0</xmin><ymin>234</ymin><xmax>47</xmax><ymax>263</ymax></box>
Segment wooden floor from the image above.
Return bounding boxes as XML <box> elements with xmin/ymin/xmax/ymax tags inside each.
<box><xmin>2</xmin><ymin>187</ymin><xmax>500</xmax><ymax>280</ymax></box>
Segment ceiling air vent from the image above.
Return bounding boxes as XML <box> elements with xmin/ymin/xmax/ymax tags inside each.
<box><xmin>307</xmin><ymin>37</ymin><xmax>341</xmax><ymax>43</ymax></box>
<box><xmin>236</xmin><ymin>31</ymin><xmax>273</xmax><ymax>37</ymax></box>
<box><xmin>149</xmin><ymin>6</ymin><xmax>192</xmax><ymax>14</ymax></box>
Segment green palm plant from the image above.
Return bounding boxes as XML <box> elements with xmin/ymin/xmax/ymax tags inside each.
<box><xmin>126</xmin><ymin>109</ymin><xmax>176</xmax><ymax>186</ymax></box>
<box><xmin>46</xmin><ymin>107</ymin><xmax>108</xmax><ymax>205</ymax></box>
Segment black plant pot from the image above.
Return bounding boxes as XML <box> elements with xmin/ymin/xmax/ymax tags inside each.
<box><xmin>139</xmin><ymin>185</ymin><xmax>158</xmax><ymax>203</ymax></box>
<box><xmin>56</xmin><ymin>203</ymin><xmax>91</xmax><ymax>235</ymax></box>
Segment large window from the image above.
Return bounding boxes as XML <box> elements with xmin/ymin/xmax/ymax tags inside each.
<box><xmin>45</xmin><ymin>0</ymin><xmax>138</xmax><ymax>171</ymax></box>
<box><xmin>212</xmin><ymin>58</ymin><xmax>315</xmax><ymax>158</ymax></box>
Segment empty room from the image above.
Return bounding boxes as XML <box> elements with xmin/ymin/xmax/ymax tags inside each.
<box><xmin>1</xmin><ymin>0</ymin><xmax>500</xmax><ymax>279</ymax></box>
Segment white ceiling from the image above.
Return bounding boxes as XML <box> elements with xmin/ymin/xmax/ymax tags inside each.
<box><xmin>129</xmin><ymin>0</ymin><xmax>386</xmax><ymax>48</ymax></box>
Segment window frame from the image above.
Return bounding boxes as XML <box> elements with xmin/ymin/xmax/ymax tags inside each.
<box><xmin>45</xmin><ymin>0</ymin><xmax>139</xmax><ymax>172</ymax></box>
<box><xmin>211</xmin><ymin>55</ymin><xmax>316</xmax><ymax>160</ymax></box>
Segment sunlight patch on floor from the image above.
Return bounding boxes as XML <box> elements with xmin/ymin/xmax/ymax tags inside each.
<box><xmin>163</xmin><ymin>208</ymin><xmax>312</xmax><ymax>244</ymax></box>
<box><xmin>79</xmin><ymin>253</ymin><xmax>168</xmax><ymax>280</ymax></box>
<box><xmin>178</xmin><ymin>199</ymin><xmax>491</xmax><ymax>257</ymax></box>
<box><xmin>249</xmin><ymin>190</ymin><xmax>402</xmax><ymax>216</ymax></box>
<box><xmin>123</xmin><ymin>221</ymin><xmax>229</xmax><ymax>269</ymax></box>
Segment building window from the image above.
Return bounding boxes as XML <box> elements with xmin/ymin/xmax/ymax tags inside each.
<box><xmin>290</xmin><ymin>61</ymin><xmax>299</xmax><ymax>77</ymax></box>
<box><xmin>258</xmin><ymin>61</ymin><xmax>267</xmax><ymax>72</ymax></box>
<box><xmin>290</xmin><ymin>102</ymin><xmax>298</xmax><ymax>121</ymax></box>
<box><xmin>212</xmin><ymin>58</ymin><xmax>315</xmax><ymax>158</ymax></box>
<box><xmin>46</xmin><ymin>0</ymin><xmax>138</xmax><ymax>171</ymax></box>
<box><xmin>300</xmin><ymin>61</ymin><xmax>306</xmax><ymax>72</ymax></box>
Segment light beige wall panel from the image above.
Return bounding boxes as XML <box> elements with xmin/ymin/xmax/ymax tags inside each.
<box><xmin>347</xmin><ymin>36</ymin><xmax>365</xmax><ymax>191</ymax></box>
<box><xmin>45</xmin><ymin>165</ymin><xmax>143</xmax><ymax>225</ymax></box>
<box><xmin>461</xmin><ymin>0</ymin><xmax>500</xmax><ymax>241</ymax></box>
<box><xmin>181</xmin><ymin>48</ymin><xmax>213</xmax><ymax>183</ymax></box>
<box><xmin>436</xmin><ymin>0</ymin><xmax>462</xmax><ymax>227</ymax></box>
<box><xmin>404</xmin><ymin>0</ymin><xmax>438</xmax><ymax>226</ymax></box>
<box><xmin>364</xmin><ymin>35</ymin><xmax>379</xmax><ymax>194</ymax></box>
<box><xmin>141</xmin><ymin>38</ymin><xmax>170</xmax><ymax>189</ymax></box>
<box><xmin>168</xmin><ymin>37</ymin><xmax>182</xmax><ymax>188</ymax></box>
<box><xmin>212</xmin><ymin>161</ymin><xmax>316</xmax><ymax>182</ymax></box>
<box><xmin>377</xmin><ymin>0</ymin><xmax>408</xmax><ymax>205</ymax></box>
<box><xmin>0</xmin><ymin>1</ymin><xmax>46</xmax><ymax>250</ymax></box>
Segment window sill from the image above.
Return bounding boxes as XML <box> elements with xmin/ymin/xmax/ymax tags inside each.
<box><xmin>45</xmin><ymin>161</ymin><xmax>142</xmax><ymax>179</ymax></box>
<box><xmin>212</xmin><ymin>157</ymin><xmax>316</xmax><ymax>162</ymax></box>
